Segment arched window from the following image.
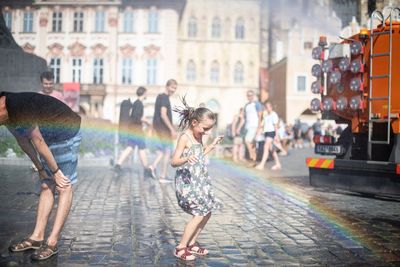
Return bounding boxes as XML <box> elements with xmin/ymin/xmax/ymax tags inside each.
<box><xmin>234</xmin><ymin>62</ymin><xmax>244</xmax><ymax>84</ymax></box>
<box><xmin>235</xmin><ymin>17</ymin><xmax>245</xmax><ymax>39</ymax></box>
<box><xmin>188</xmin><ymin>16</ymin><xmax>197</xmax><ymax>38</ymax></box>
<box><xmin>186</xmin><ymin>60</ymin><xmax>196</xmax><ymax>82</ymax></box>
<box><xmin>211</xmin><ymin>17</ymin><xmax>221</xmax><ymax>38</ymax></box>
<box><xmin>210</xmin><ymin>61</ymin><xmax>219</xmax><ymax>83</ymax></box>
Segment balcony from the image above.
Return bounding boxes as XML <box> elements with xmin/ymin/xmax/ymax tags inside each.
<box><xmin>80</xmin><ymin>83</ymin><xmax>106</xmax><ymax>96</ymax></box>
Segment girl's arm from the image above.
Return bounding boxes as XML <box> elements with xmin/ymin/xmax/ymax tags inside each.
<box><xmin>171</xmin><ymin>134</ymin><xmax>190</xmax><ymax>167</ymax></box>
<box><xmin>204</xmin><ymin>135</ymin><xmax>224</xmax><ymax>155</ymax></box>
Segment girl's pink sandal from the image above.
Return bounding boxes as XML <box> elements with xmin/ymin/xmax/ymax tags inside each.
<box><xmin>187</xmin><ymin>242</ymin><xmax>209</xmax><ymax>256</ymax></box>
<box><xmin>174</xmin><ymin>247</ymin><xmax>196</xmax><ymax>261</ymax></box>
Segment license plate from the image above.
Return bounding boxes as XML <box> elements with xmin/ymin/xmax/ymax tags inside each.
<box><xmin>315</xmin><ymin>144</ymin><xmax>343</xmax><ymax>155</ymax></box>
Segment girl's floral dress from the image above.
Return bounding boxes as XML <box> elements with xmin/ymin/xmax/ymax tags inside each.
<box><xmin>175</xmin><ymin>133</ymin><xmax>222</xmax><ymax>216</ymax></box>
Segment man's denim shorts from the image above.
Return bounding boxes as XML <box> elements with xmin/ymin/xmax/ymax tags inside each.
<box><xmin>40</xmin><ymin>131</ymin><xmax>81</xmax><ymax>186</ymax></box>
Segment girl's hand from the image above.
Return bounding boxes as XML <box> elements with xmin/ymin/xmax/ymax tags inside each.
<box><xmin>212</xmin><ymin>135</ymin><xmax>224</xmax><ymax>146</ymax></box>
<box><xmin>187</xmin><ymin>155</ymin><xmax>199</xmax><ymax>164</ymax></box>
<box><xmin>53</xmin><ymin>169</ymin><xmax>71</xmax><ymax>188</ymax></box>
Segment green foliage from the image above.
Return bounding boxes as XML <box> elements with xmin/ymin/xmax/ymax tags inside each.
<box><xmin>0</xmin><ymin>128</ymin><xmax>24</xmax><ymax>157</ymax></box>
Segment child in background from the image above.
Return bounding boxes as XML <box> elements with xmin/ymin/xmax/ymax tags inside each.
<box><xmin>171</xmin><ymin>98</ymin><xmax>223</xmax><ymax>261</ymax></box>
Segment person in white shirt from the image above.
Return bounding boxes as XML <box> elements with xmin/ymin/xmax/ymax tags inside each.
<box><xmin>243</xmin><ymin>90</ymin><xmax>263</xmax><ymax>164</ymax></box>
<box><xmin>255</xmin><ymin>101</ymin><xmax>282</xmax><ymax>170</ymax></box>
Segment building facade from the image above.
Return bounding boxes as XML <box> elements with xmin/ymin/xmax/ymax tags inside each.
<box><xmin>177</xmin><ymin>0</ymin><xmax>260</xmax><ymax>127</ymax></box>
<box><xmin>1</xmin><ymin>0</ymin><xmax>184</xmax><ymax>122</ymax></box>
<box><xmin>265</xmin><ymin>0</ymin><xmax>342</xmax><ymax>125</ymax></box>
<box><xmin>1</xmin><ymin>0</ymin><xmax>261</xmax><ymax>128</ymax></box>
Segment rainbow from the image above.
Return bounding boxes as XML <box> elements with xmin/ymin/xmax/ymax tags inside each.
<box><xmin>211</xmin><ymin>157</ymin><xmax>396</xmax><ymax>262</ymax></box>
<box><xmin>1</xmin><ymin>119</ymin><xmax>395</xmax><ymax>262</ymax></box>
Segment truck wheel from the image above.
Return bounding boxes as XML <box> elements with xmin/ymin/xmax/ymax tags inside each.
<box><xmin>336</xmin><ymin>127</ymin><xmax>352</xmax><ymax>159</ymax></box>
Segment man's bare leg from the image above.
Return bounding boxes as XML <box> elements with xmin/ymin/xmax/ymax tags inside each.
<box><xmin>148</xmin><ymin>150</ymin><xmax>163</xmax><ymax>178</ymax></box>
<box><xmin>47</xmin><ymin>185</ymin><xmax>73</xmax><ymax>246</ymax></box>
<box><xmin>245</xmin><ymin>142</ymin><xmax>256</xmax><ymax>162</ymax></box>
<box><xmin>138</xmin><ymin>149</ymin><xmax>148</xmax><ymax>167</ymax></box>
<box><xmin>116</xmin><ymin>146</ymin><xmax>133</xmax><ymax>166</ymax></box>
<box><xmin>160</xmin><ymin>149</ymin><xmax>171</xmax><ymax>179</ymax></box>
<box><xmin>30</xmin><ymin>183</ymin><xmax>55</xmax><ymax>242</ymax></box>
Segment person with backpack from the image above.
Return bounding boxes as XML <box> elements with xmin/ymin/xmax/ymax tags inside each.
<box><xmin>114</xmin><ymin>87</ymin><xmax>152</xmax><ymax>176</ymax></box>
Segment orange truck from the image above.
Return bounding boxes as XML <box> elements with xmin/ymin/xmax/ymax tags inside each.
<box><xmin>307</xmin><ymin>6</ymin><xmax>400</xmax><ymax>196</ymax></box>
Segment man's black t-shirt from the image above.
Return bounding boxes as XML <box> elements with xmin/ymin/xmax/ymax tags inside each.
<box><xmin>3</xmin><ymin>92</ymin><xmax>81</xmax><ymax>144</ymax></box>
<box><xmin>129</xmin><ymin>99</ymin><xmax>144</xmax><ymax>133</ymax></box>
<box><xmin>152</xmin><ymin>93</ymin><xmax>172</xmax><ymax>135</ymax></box>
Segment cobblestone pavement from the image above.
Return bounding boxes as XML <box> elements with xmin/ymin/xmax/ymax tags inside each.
<box><xmin>0</xmin><ymin>148</ymin><xmax>400</xmax><ymax>266</ymax></box>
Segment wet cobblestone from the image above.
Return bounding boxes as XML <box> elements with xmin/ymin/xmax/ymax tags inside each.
<box><xmin>1</xmin><ymin>148</ymin><xmax>400</xmax><ymax>266</ymax></box>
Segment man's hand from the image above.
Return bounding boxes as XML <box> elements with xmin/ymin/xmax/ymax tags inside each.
<box><xmin>53</xmin><ymin>169</ymin><xmax>71</xmax><ymax>188</ymax></box>
<box><xmin>39</xmin><ymin>169</ymin><xmax>50</xmax><ymax>180</ymax></box>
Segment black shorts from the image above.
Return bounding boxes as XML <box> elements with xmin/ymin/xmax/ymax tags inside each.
<box><xmin>264</xmin><ymin>131</ymin><xmax>275</xmax><ymax>139</ymax></box>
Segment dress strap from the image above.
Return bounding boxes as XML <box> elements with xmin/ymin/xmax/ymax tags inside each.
<box><xmin>182</xmin><ymin>131</ymin><xmax>200</xmax><ymax>145</ymax></box>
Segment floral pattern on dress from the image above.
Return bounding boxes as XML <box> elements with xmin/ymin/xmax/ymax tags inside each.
<box><xmin>175</xmin><ymin>141</ymin><xmax>222</xmax><ymax>216</ymax></box>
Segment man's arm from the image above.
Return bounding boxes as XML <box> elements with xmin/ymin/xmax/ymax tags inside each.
<box><xmin>28</xmin><ymin>126</ymin><xmax>71</xmax><ymax>188</ymax></box>
<box><xmin>10</xmin><ymin>129</ymin><xmax>44</xmax><ymax>171</ymax></box>
<box><xmin>28</xmin><ymin>126</ymin><xmax>59</xmax><ymax>172</ymax></box>
<box><xmin>160</xmin><ymin>106</ymin><xmax>176</xmax><ymax>134</ymax></box>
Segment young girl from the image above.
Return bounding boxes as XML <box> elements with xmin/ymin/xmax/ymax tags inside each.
<box><xmin>171</xmin><ymin>99</ymin><xmax>223</xmax><ymax>261</ymax></box>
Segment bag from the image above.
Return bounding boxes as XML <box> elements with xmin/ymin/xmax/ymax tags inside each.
<box><xmin>225</xmin><ymin>123</ymin><xmax>234</xmax><ymax>140</ymax></box>
<box><xmin>119</xmin><ymin>98</ymin><xmax>133</xmax><ymax>132</ymax></box>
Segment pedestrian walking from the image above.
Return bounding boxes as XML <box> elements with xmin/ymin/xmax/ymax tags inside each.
<box><xmin>255</xmin><ymin>101</ymin><xmax>282</xmax><ymax>171</ymax></box>
<box><xmin>171</xmin><ymin>98</ymin><xmax>223</xmax><ymax>261</ymax></box>
<box><xmin>149</xmin><ymin>79</ymin><xmax>178</xmax><ymax>183</ymax></box>
<box><xmin>29</xmin><ymin>71</ymin><xmax>65</xmax><ymax>172</ymax></box>
<box><xmin>243</xmin><ymin>90</ymin><xmax>262</xmax><ymax>165</ymax></box>
<box><xmin>231</xmin><ymin>107</ymin><xmax>245</xmax><ymax>162</ymax></box>
<box><xmin>0</xmin><ymin>92</ymin><xmax>81</xmax><ymax>261</ymax></box>
<box><xmin>114</xmin><ymin>86</ymin><xmax>152</xmax><ymax>175</ymax></box>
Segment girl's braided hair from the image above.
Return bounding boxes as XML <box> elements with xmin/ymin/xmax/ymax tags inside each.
<box><xmin>173</xmin><ymin>96</ymin><xmax>216</xmax><ymax>130</ymax></box>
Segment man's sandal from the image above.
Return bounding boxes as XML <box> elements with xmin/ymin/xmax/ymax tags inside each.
<box><xmin>188</xmin><ymin>242</ymin><xmax>209</xmax><ymax>256</ymax></box>
<box><xmin>31</xmin><ymin>243</ymin><xmax>59</xmax><ymax>261</ymax></box>
<box><xmin>9</xmin><ymin>237</ymin><xmax>44</xmax><ymax>252</ymax></box>
<box><xmin>174</xmin><ymin>246</ymin><xmax>196</xmax><ymax>261</ymax></box>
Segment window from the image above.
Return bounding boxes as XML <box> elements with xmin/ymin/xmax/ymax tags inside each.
<box><xmin>211</xmin><ymin>17</ymin><xmax>221</xmax><ymax>38</ymax></box>
<box><xmin>148</xmin><ymin>9</ymin><xmax>158</xmax><ymax>33</ymax></box>
<box><xmin>94</xmin><ymin>11</ymin><xmax>105</xmax><ymax>32</ymax></box>
<box><xmin>210</xmin><ymin>61</ymin><xmax>219</xmax><ymax>83</ymax></box>
<box><xmin>304</xmin><ymin>41</ymin><xmax>313</xmax><ymax>49</ymax></box>
<box><xmin>121</xmin><ymin>58</ymin><xmax>133</xmax><ymax>84</ymax></box>
<box><xmin>188</xmin><ymin>17</ymin><xmax>197</xmax><ymax>38</ymax></box>
<box><xmin>3</xmin><ymin>11</ymin><xmax>12</xmax><ymax>31</ymax></box>
<box><xmin>147</xmin><ymin>59</ymin><xmax>157</xmax><ymax>85</ymax></box>
<box><xmin>234</xmin><ymin>62</ymin><xmax>244</xmax><ymax>84</ymax></box>
<box><xmin>123</xmin><ymin>11</ymin><xmax>134</xmax><ymax>33</ymax></box>
<box><xmin>296</xmin><ymin>75</ymin><xmax>306</xmax><ymax>92</ymax></box>
<box><xmin>186</xmin><ymin>60</ymin><xmax>196</xmax><ymax>82</ymax></box>
<box><xmin>235</xmin><ymin>18</ymin><xmax>245</xmax><ymax>39</ymax></box>
<box><xmin>73</xmin><ymin>12</ymin><xmax>84</xmax><ymax>32</ymax></box>
<box><xmin>23</xmin><ymin>11</ymin><xmax>33</xmax><ymax>32</ymax></box>
<box><xmin>52</xmin><ymin>12</ymin><xmax>62</xmax><ymax>32</ymax></box>
<box><xmin>49</xmin><ymin>58</ymin><xmax>61</xmax><ymax>83</ymax></box>
<box><xmin>93</xmin><ymin>58</ymin><xmax>104</xmax><ymax>84</ymax></box>
<box><xmin>72</xmin><ymin>58</ymin><xmax>82</xmax><ymax>83</ymax></box>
